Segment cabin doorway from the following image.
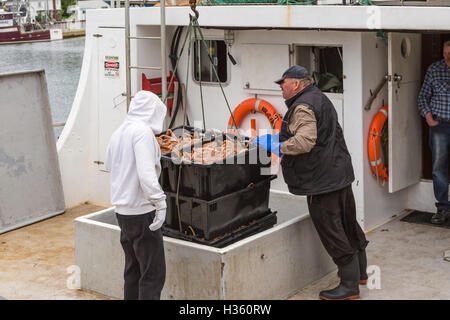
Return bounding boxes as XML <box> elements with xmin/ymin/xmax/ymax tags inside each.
<box><xmin>387</xmin><ymin>32</ymin><xmax>422</xmax><ymax>193</ymax></box>
<box><xmin>420</xmin><ymin>33</ymin><xmax>450</xmax><ymax>180</ymax></box>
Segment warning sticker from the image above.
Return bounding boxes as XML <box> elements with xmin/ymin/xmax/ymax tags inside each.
<box><xmin>104</xmin><ymin>56</ymin><xmax>120</xmax><ymax>78</ymax></box>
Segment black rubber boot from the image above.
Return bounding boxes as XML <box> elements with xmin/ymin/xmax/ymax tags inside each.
<box><xmin>321</xmin><ymin>255</ymin><xmax>360</xmax><ymax>300</ymax></box>
<box><xmin>337</xmin><ymin>250</ymin><xmax>368</xmax><ymax>285</ymax></box>
<box><xmin>358</xmin><ymin>250</ymin><xmax>368</xmax><ymax>285</ymax></box>
<box><xmin>431</xmin><ymin>209</ymin><xmax>448</xmax><ymax>225</ymax></box>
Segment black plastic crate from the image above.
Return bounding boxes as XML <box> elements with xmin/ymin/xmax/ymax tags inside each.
<box><xmin>162</xmin><ymin>211</ymin><xmax>277</xmax><ymax>248</ymax></box>
<box><xmin>160</xmin><ymin>134</ymin><xmax>272</xmax><ymax>200</ymax></box>
<box><xmin>165</xmin><ymin>175</ymin><xmax>275</xmax><ymax>240</ymax></box>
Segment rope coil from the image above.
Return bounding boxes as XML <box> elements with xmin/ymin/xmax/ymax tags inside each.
<box><xmin>170</xmin><ymin>13</ymin><xmax>240</xmax><ymax>233</ymax></box>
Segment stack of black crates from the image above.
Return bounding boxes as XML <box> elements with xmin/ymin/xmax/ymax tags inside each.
<box><xmin>158</xmin><ymin>126</ymin><xmax>277</xmax><ymax>248</ymax></box>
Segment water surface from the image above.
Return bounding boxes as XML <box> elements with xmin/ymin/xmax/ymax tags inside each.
<box><xmin>0</xmin><ymin>37</ymin><xmax>85</xmax><ymax>139</ymax></box>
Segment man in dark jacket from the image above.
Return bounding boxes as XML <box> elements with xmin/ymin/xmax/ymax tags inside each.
<box><xmin>255</xmin><ymin>65</ymin><xmax>369</xmax><ymax>300</ymax></box>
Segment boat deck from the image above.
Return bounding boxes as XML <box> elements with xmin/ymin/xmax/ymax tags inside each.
<box><xmin>0</xmin><ymin>203</ymin><xmax>115</xmax><ymax>300</ymax></box>
<box><xmin>0</xmin><ymin>205</ymin><xmax>449</xmax><ymax>300</ymax></box>
<box><xmin>290</xmin><ymin>212</ymin><xmax>450</xmax><ymax>300</ymax></box>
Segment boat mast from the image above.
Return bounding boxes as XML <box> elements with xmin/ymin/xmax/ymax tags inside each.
<box><xmin>52</xmin><ymin>0</ymin><xmax>56</xmax><ymax>20</ymax></box>
<box><xmin>25</xmin><ymin>0</ymin><xmax>30</xmax><ymax>24</ymax></box>
<box><xmin>15</xmin><ymin>0</ymin><xmax>21</xmax><ymax>27</ymax></box>
<box><xmin>44</xmin><ymin>0</ymin><xmax>48</xmax><ymax>24</ymax></box>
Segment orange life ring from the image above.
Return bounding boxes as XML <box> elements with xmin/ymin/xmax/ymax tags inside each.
<box><xmin>368</xmin><ymin>105</ymin><xmax>388</xmax><ymax>182</ymax></box>
<box><xmin>228</xmin><ymin>98</ymin><xmax>282</xmax><ymax>133</ymax></box>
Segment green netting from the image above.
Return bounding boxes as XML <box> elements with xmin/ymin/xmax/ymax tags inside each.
<box><xmin>312</xmin><ymin>71</ymin><xmax>343</xmax><ymax>93</ymax></box>
<box><xmin>376</xmin><ymin>30</ymin><xmax>388</xmax><ymax>46</ymax></box>
<box><xmin>276</xmin><ymin>0</ymin><xmax>315</xmax><ymax>4</ymax></box>
<box><xmin>199</xmin><ymin>0</ymin><xmax>278</xmax><ymax>4</ymax></box>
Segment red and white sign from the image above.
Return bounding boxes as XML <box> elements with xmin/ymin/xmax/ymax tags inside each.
<box><xmin>105</xmin><ymin>62</ymin><xmax>119</xmax><ymax>69</ymax></box>
<box><xmin>104</xmin><ymin>56</ymin><xmax>120</xmax><ymax>79</ymax></box>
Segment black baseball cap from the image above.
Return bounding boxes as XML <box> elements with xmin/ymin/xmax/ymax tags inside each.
<box><xmin>275</xmin><ymin>65</ymin><xmax>308</xmax><ymax>85</ymax></box>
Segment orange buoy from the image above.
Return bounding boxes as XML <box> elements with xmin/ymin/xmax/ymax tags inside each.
<box><xmin>228</xmin><ymin>98</ymin><xmax>282</xmax><ymax>133</ymax></box>
<box><xmin>368</xmin><ymin>105</ymin><xmax>388</xmax><ymax>182</ymax></box>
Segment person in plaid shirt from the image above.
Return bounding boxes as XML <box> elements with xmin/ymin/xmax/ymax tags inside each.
<box><xmin>418</xmin><ymin>40</ymin><xmax>450</xmax><ymax>224</ymax></box>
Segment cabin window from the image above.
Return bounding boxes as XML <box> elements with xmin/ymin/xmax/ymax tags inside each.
<box><xmin>295</xmin><ymin>45</ymin><xmax>343</xmax><ymax>93</ymax></box>
<box><xmin>193</xmin><ymin>39</ymin><xmax>228</xmax><ymax>84</ymax></box>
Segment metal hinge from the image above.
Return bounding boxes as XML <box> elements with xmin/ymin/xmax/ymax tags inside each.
<box><xmin>93</xmin><ymin>34</ymin><xmax>103</xmax><ymax>38</ymax></box>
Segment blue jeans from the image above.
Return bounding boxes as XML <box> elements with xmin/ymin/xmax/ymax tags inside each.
<box><xmin>429</xmin><ymin>122</ymin><xmax>450</xmax><ymax>211</ymax></box>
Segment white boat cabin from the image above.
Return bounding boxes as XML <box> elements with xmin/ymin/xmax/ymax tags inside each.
<box><xmin>58</xmin><ymin>5</ymin><xmax>450</xmax><ymax>231</ymax></box>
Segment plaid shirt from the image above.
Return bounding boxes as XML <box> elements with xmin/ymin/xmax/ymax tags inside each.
<box><xmin>418</xmin><ymin>59</ymin><xmax>450</xmax><ymax>120</ymax></box>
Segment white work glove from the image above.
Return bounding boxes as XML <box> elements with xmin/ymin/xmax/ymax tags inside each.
<box><xmin>149</xmin><ymin>209</ymin><xmax>166</xmax><ymax>231</ymax></box>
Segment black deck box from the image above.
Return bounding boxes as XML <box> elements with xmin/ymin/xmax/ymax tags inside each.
<box><xmin>162</xmin><ymin>211</ymin><xmax>277</xmax><ymax>248</ymax></box>
<box><xmin>165</xmin><ymin>175</ymin><xmax>276</xmax><ymax>240</ymax></box>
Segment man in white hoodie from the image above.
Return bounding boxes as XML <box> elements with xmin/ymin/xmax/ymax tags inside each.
<box><xmin>105</xmin><ymin>90</ymin><xmax>167</xmax><ymax>300</ymax></box>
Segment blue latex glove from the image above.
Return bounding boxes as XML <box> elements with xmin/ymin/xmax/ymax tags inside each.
<box><xmin>255</xmin><ymin>133</ymin><xmax>281</xmax><ymax>156</ymax></box>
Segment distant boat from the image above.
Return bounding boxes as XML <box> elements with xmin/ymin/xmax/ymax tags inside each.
<box><xmin>0</xmin><ymin>25</ymin><xmax>52</xmax><ymax>44</ymax></box>
<box><xmin>104</xmin><ymin>0</ymin><xmax>160</xmax><ymax>7</ymax></box>
<box><xmin>0</xmin><ymin>6</ymin><xmax>62</xmax><ymax>44</ymax></box>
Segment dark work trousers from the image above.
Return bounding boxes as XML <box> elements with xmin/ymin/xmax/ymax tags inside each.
<box><xmin>115</xmin><ymin>211</ymin><xmax>166</xmax><ymax>300</ymax></box>
<box><xmin>307</xmin><ymin>185</ymin><xmax>369</xmax><ymax>267</ymax></box>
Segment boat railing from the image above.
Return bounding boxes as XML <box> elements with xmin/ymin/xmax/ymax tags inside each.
<box><xmin>370</xmin><ymin>0</ymin><xmax>450</xmax><ymax>6</ymax></box>
<box><xmin>160</xmin><ymin>0</ymin><xmax>450</xmax><ymax>7</ymax></box>
<box><xmin>0</xmin><ymin>26</ymin><xmax>19</xmax><ymax>32</ymax></box>
<box><xmin>44</xmin><ymin>20</ymin><xmax>86</xmax><ymax>32</ymax></box>
<box><xmin>53</xmin><ymin>122</ymin><xmax>66</xmax><ymax>128</ymax></box>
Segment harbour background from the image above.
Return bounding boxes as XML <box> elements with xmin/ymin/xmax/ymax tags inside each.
<box><xmin>0</xmin><ymin>37</ymin><xmax>86</xmax><ymax>140</ymax></box>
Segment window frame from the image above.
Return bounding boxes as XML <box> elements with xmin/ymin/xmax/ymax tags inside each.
<box><xmin>191</xmin><ymin>38</ymin><xmax>230</xmax><ymax>87</ymax></box>
<box><xmin>294</xmin><ymin>44</ymin><xmax>344</xmax><ymax>94</ymax></box>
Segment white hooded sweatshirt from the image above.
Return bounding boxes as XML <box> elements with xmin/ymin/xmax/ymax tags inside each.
<box><xmin>105</xmin><ymin>90</ymin><xmax>167</xmax><ymax>215</ymax></box>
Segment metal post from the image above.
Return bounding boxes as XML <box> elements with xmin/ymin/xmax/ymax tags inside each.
<box><xmin>161</xmin><ymin>0</ymin><xmax>167</xmax><ymax>102</ymax></box>
<box><xmin>52</xmin><ymin>0</ymin><xmax>57</xmax><ymax>21</ymax></box>
<box><xmin>125</xmin><ymin>0</ymin><xmax>131</xmax><ymax>111</ymax></box>
<box><xmin>44</xmin><ymin>0</ymin><xmax>48</xmax><ymax>24</ymax></box>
